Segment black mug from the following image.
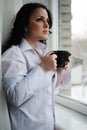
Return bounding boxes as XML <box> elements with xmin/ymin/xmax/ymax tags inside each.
<box><xmin>51</xmin><ymin>50</ymin><xmax>71</xmax><ymax>68</ymax></box>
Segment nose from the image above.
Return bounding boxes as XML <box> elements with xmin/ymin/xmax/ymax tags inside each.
<box><xmin>43</xmin><ymin>21</ymin><xmax>49</xmax><ymax>28</ymax></box>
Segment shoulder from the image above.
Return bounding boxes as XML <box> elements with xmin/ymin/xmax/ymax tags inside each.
<box><xmin>2</xmin><ymin>45</ymin><xmax>25</xmax><ymax>63</ymax></box>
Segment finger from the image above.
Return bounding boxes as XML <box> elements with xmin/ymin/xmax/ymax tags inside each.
<box><xmin>46</xmin><ymin>51</ymin><xmax>53</xmax><ymax>56</ymax></box>
<box><xmin>65</xmin><ymin>66</ymin><xmax>68</xmax><ymax>70</ymax></box>
<box><xmin>51</xmin><ymin>54</ymin><xmax>57</xmax><ymax>59</ymax></box>
<box><xmin>64</xmin><ymin>63</ymin><xmax>70</xmax><ymax>70</ymax></box>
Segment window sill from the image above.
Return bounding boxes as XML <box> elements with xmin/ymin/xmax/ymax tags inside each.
<box><xmin>54</xmin><ymin>94</ymin><xmax>87</xmax><ymax>116</ymax></box>
<box><xmin>54</xmin><ymin>102</ymin><xmax>87</xmax><ymax>130</ymax></box>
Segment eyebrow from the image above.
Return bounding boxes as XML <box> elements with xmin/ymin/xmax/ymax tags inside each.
<box><xmin>36</xmin><ymin>16</ymin><xmax>49</xmax><ymax>20</ymax></box>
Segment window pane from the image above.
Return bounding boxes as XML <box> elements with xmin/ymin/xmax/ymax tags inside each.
<box><xmin>59</xmin><ymin>0</ymin><xmax>87</xmax><ymax>105</ymax></box>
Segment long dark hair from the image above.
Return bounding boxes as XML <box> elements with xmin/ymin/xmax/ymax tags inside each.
<box><xmin>2</xmin><ymin>3</ymin><xmax>52</xmax><ymax>54</ymax></box>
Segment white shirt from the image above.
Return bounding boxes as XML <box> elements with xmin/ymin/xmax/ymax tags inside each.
<box><xmin>2</xmin><ymin>39</ymin><xmax>70</xmax><ymax>130</ymax></box>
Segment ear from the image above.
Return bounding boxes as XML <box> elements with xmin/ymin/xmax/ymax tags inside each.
<box><xmin>24</xmin><ymin>27</ymin><xmax>28</xmax><ymax>32</ymax></box>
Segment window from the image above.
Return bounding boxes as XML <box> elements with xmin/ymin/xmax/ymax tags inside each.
<box><xmin>55</xmin><ymin>0</ymin><xmax>87</xmax><ymax>115</ymax></box>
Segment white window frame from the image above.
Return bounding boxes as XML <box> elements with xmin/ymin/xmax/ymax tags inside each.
<box><xmin>53</xmin><ymin>0</ymin><xmax>87</xmax><ymax>116</ymax></box>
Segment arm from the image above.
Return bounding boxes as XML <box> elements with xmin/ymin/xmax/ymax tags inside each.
<box><xmin>53</xmin><ymin>62</ymin><xmax>71</xmax><ymax>88</ymax></box>
<box><xmin>2</xmin><ymin>52</ymin><xmax>52</xmax><ymax>107</ymax></box>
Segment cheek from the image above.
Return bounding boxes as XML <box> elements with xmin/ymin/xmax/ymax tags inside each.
<box><xmin>29</xmin><ymin>22</ymin><xmax>42</xmax><ymax>33</ymax></box>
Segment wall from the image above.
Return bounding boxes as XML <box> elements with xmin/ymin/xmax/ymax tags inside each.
<box><xmin>2</xmin><ymin>0</ymin><xmax>22</xmax><ymax>45</ymax></box>
<box><xmin>0</xmin><ymin>0</ymin><xmax>11</xmax><ymax>129</ymax></box>
<box><xmin>0</xmin><ymin>0</ymin><xmax>22</xmax><ymax>129</ymax></box>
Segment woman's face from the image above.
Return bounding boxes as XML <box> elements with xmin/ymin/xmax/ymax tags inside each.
<box><xmin>26</xmin><ymin>8</ymin><xmax>49</xmax><ymax>41</ymax></box>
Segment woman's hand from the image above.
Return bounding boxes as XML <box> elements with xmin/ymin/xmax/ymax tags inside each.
<box><xmin>39</xmin><ymin>52</ymin><xmax>57</xmax><ymax>72</ymax></box>
<box><xmin>56</xmin><ymin>60</ymin><xmax>71</xmax><ymax>87</ymax></box>
<box><xmin>58</xmin><ymin>60</ymin><xmax>70</xmax><ymax>72</ymax></box>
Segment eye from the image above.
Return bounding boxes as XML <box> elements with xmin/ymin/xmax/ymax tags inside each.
<box><xmin>36</xmin><ymin>17</ymin><xmax>43</xmax><ymax>22</ymax></box>
<box><xmin>36</xmin><ymin>17</ymin><xmax>50</xmax><ymax>26</ymax></box>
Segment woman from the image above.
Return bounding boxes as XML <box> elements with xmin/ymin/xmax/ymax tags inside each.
<box><xmin>2</xmin><ymin>3</ymin><xmax>70</xmax><ymax>130</ymax></box>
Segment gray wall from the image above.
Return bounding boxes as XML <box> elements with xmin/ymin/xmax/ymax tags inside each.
<box><xmin>2</xmin><ymin>0</ymin><xmax>22</xmax><ymax>44</ymax></box>
<box><xmin>0</xmin><ymin>0</ymin><xmax>22</xmax><ymax>129</ymax></box>
<box><xmin>0</xmin><ymin>0</ymin><xmax>11</xmax><ymax>129</ymax></box>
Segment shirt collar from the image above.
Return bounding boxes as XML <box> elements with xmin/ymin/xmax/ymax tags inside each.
<box><xmin>19</xmin><ymin>38</ymin><xmax>33</xmax><ymax>51</ymax></box>
<box><xmin>19</xmin><ymin>38</ymin><xmax>47</xmax><ymax>52</ymax></box>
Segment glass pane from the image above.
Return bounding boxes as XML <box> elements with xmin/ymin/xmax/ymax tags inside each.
<box><xmin>71</xmin><ymin>0</ymin><xmax>87</xmax><ymax>104</ymax></box>
<box><xmin>59</xmin><ymin>0</ymin><xmax>87</xmax><ymax>105</ymax></box>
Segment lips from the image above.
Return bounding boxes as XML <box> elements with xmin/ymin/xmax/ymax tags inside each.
<box><xmin>43</xmin><ymin>30</ymin><xmax>48</xmax><ymax>34</ymax></box>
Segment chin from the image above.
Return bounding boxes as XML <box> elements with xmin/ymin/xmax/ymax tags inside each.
<box><xmin>40</xmin><ymin>37</ymin><xmax>48</xmax><ymax>41</ymax></box>
<box><xmin>39</xmin><ymin>34</ymin><xmax>48</xmax><ymax>40</ymax></box>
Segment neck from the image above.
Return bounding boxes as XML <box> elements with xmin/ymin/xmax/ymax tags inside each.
<box><xmin>25</xmin><ymin>36</ymin><xmax>38</xmax><ymax>48</ymax></box>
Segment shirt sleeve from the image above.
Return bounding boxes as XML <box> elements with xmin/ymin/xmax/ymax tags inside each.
<box><xmin>2</xmin><ymin>50</ymin><xmax>52</xmax><ymax>107</ymax></box>
<box><xmin>53</xmin><ymin>70</ymin><xmax>71</xmax><ymax>88</ymax></box>
<box><xmin>61</xmin><ymin>70</ymin><xmax>71</xmax><ymax>86</ymax></box>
